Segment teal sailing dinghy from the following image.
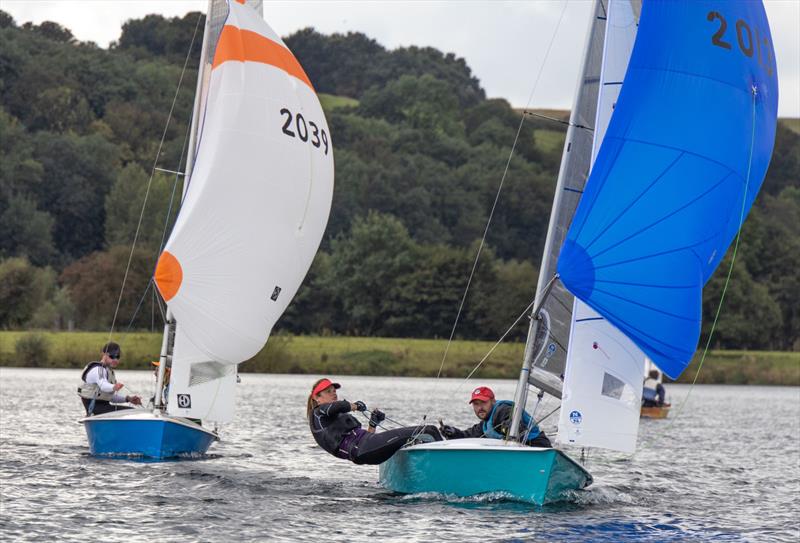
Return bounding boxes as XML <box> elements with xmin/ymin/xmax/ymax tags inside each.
<box><xmin>381</xmin><ymin>0</ymin><xmax>777</xmax><ymax>504</ymax></box>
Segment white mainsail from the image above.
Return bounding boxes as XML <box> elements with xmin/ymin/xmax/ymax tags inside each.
<box><xmin>557</xmin><ymin>0</ymin><xmax>644</xmax><ymax>453</ymax></box>
<box><xmin>155</xmin><ymin>0</ymin><xmax>334</xmax><ymax>423</ymax></box>
<box><xmin>523</xmin><ymin>0</ymin><xmax>610</xmax><ymax>400</ymax></box>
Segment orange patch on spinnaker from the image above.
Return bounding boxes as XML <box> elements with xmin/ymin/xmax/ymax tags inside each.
<box><xmin>212</xmin><ymin>25</ymin><xmax>314</xmax><ymax>90</ymax></box>
<box><xmin>154</xmin><ymin>251</ymin><xmax>183</xmax><ymax>302</ymax></box>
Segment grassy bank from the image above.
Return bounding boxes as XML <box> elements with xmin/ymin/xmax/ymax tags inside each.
<box><xmin>1</xmin><ymin>331</ymin><xmax>797</xmax><ymax>385</ymax></box>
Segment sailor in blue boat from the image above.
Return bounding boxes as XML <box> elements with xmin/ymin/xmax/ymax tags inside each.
<box><xmin>77</xmin><ymin>342</ymin><xmax>141</xmax><ymax>416</ymax></box>
<box><xmin>148</xmin><ymin>360</ymin><xmax>170</xmax><ymax>408</ymax></box>
<box><xmin>307</xmin><ymin>378</ymin><xmax>442</xmax><ymax>465</ymax></box>
<box><xmin>439</xmin><ymin>386</ymin><xmax>552</xmax><ymax>447</ymax></box>
<box><xmin>642</xmin><ymin>369</ymin><xmax>666</xmax><ymax>408</ymax></box>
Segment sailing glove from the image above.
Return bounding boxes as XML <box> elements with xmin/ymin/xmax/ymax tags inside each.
<box><xmin>354</xmin><ymin>400</ymin><xmax>367</xmax><ymax>412</ymax></box>
<box><xmin>440</xmin><ymin>424</ymin><xmax>459</xmax><ymax>439</ymax></box>
<box><xmin>368</xmin><ymin>409</ymin><xmax>386</xmax><ymax>428</ymax></box>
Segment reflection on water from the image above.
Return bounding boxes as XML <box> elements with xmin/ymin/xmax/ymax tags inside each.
<box><xmin>1</xmin><ymin>368</ymin><xmax>798</xmax><ymax>542</ymax></box>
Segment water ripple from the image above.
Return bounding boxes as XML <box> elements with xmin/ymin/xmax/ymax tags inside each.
<box><xmin>1</xmin><ymin>369</ymin><xmax>798</xmax><ymax>542</ymax></box>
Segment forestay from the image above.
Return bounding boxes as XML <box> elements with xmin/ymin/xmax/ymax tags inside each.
<box><xmin>558</xmin><ymin>0</ymin><xmax>778</xmax><ymax>379</ymax></box>
<box><xmin>155</xmin><ymin>0</ymin><xmax>334</xmax><ymax>422</ymax></box>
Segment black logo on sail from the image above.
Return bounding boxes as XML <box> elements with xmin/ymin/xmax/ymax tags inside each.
<box><xmin>270</xmin><ymin>286</ymin><xmax>282</xmax><ymax>301</ymax></box>
<box><xmin>177</xmin><ymin>394</ymin><xmax>192</xmax><ymax>408</ymax></box>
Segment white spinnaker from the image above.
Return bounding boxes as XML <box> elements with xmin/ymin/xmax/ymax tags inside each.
<box><xmin>157</xmin><ymin>0</ymin><xmax>333</xmax><ymax>366</ymax></box>
<box><xmin>557</xmin><ymin>0</ymin><xmax>644</xmax><ymax>454</ymax></box>
<box><xmin>157</xmin><ymin>1</ymin><xmax>333</xmax><ymax>423</ymax></box>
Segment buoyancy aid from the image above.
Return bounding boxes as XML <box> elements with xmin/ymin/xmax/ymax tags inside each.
<box><xmin>642</xmin><ymin>377</ymin><xmax>659</xmax><ymax>403</ymax></box>
<box><xmin>481</xmin><ymin>400</ymin><xmax>540</xmax><ymax>442</ymax></box>
<box><xmin>77</xmin><ymin>361</ymin><xmax>117</xmax><ymax>401</ymax></box>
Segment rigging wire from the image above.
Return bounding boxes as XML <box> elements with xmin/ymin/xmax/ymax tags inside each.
<box><xmin>432</xmin><ymin>0</ymin><xmax>571</xmax><ymax>382</ymax></box>
<box><xmin>122</xmin><ymin>280</ymin><xmax>153</xmax><ymax>333</ymax></box>
<box><xmin>523</xmin><ymin>110</ymin><xmax>593</xmax><ymax>131</ymax></box>
<box><xmin>105</xmin><ymin>11</ymin><xmax>204</xmax><ymax>344</ymax></box>
<box><xmin>448</xmin><ymin>297</ymin><xmax>535</xmax><ymax>399</ymax></box>
<box><xmin>409</xmin><ymin>3</ymin><xmax>571</xmax><ymax>440</ymax></box>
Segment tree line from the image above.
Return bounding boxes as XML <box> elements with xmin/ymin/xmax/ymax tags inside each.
<box><xmin>0</xmin><ymin>11</ymin><xmax>797</xmax><ymax>350</ymax></box>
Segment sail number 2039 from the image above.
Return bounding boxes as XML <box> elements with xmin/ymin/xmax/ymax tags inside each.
<box><xmin>280</xmin><ymin>108</ymin><xmax>329</xmax><ymax>155</ymax></box>
<box><xmin>706</xmin><ymin>11</ymin><xmax>774</xmax><ymax>76</ymax></box>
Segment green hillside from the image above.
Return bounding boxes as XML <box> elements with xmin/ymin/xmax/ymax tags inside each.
<box><xmin>318</xmin><ymin>93</ymin><xmax>359</xmax><ymax>111</ymax></box>
<box><xmin>0</xmin><ymin>11</ymin><xmax>798</xmax><ymax>354</ymax></box>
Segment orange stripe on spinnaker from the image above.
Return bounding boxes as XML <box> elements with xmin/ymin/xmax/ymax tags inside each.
<box><xmin>212</xmin><ymin>25</ymin><xmax>314</xmax><ymax>90</ymax></box>
<box><xmin>154</xmin><ymin>251</ymin><xmax>183</xmax><ymax>302</ymax></box>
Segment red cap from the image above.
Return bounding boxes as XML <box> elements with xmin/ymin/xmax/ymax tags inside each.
<box><xmin>312</xmin><ymin>378</ymin><xmax>341</xmax><ymax>396</ymax></box>
<box><xmin>469</xmin><ymin>386</ymin><xmax>495</xmax><ymax>404</ymax></box>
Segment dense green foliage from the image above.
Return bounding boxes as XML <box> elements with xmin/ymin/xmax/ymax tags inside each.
<box><xmin>0</xmin><ymin>11</ymin><xmax>797</xmax><ymax>352</ymax></box>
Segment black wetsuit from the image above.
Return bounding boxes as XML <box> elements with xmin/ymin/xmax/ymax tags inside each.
<box><xmin>448</xmin><ymin>402</ymin><xmax>553</xmax><ymax>448</ymax></box>
<box><xmin>309</xmin><ymin>400</ymin><xmax>442</xmax><ymax>465</ymax></box>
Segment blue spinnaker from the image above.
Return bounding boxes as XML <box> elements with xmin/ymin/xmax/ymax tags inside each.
<box><xmin>557</xmin><ymin>0</ymin><xmax>778</xmax><ymax>379</ymax></box>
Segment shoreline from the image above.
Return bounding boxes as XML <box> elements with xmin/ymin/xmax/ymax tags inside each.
<box><xmin>1</xmin><ymin>331</ymin><xmax>798</xmax><ymax>386</ymax></box>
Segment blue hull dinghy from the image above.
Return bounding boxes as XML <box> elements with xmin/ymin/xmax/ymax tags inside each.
<box><xmin>80</xmin><ymin>409</ymin><xmax>218</xmax><ymax>459</ymax></box>
<box><xmin>78</xmin><ymin>0</ymin><xmax>334</xmax><ymax>460</ymax></box>
<box><xmin>379</xmin><ymin>439</ymin><xmax>592</xmax><ymax>505</ymax></box>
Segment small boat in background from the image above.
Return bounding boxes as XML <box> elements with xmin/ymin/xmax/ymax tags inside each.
<box><xmin>381</xmin><ymin>0</ymin><xmax>777</xmax><ymax>503</ymax></box>
<box><xmin>640</xmin><ymin>404</ymin><xmax>671</xmax><ymax>420</ymax></box>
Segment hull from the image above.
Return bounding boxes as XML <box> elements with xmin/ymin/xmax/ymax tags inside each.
<box><xmin>378</xmin><ymin>438</ymin><xmax>592</xmax><ymax>505</ymax></box>
<box><xmin>81</xmin><ymin>409</ymin><xmax>218</xmax><ymax>459</ymax></box>
<box><xmin>641</xmin><ymin>404</ymin><xmax>671</xmax><ymax>419</ymax></box>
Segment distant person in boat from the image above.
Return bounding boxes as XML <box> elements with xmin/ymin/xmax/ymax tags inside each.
<box><xmin>77</xmin><ymin>342</ymin><xmax>142</xmax><ymax>416</ymax></box>
<box><xmin>148</xmin><ymin>360</ymin><xmax>171</xmax><ymax>408</ymax></box>
<box><xmin>642</xmin><ymin>369</ymin><xmax>666</xmax><ymax>407</ymax></box>
<box><xmin>307</xmin><ymin>377</ymin><xmax>442</xmax><ymax>465</ymax></box>
<box><xmin>439</xmin><ymin>386</ymin><xmax>552</xmax><ymax>447</ymax></box>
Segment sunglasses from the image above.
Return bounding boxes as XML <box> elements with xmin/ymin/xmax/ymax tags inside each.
<box><xmin>108</xmin><ymin>353</ymin><xmax>120</xmax><ymax>360</ymax></box>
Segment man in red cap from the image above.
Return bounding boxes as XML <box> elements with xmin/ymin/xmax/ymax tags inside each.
<box><xmin>439</xmin><ymin>386</ymin><xmax>551</xmax><ymax>447</ymax></box>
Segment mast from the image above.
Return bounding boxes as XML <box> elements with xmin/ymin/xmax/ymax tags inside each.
<box><xmin>155</xmin><ymin>0</ymin><xmax>216</xmax><ymax>409</ymax></box>
<box><xmin>554</xmin><ymin>0</ymin><xmax>644</xmax><ymax>454</ymax></box>
<box><xmin>155</xmin><ymin>0</ymin><xmax>267</xmax><ymax>408</ymax></box>
<box><xmin>509</xmin><ymin>0</ymin><xmax>608</xmax><ymax>438</ymax></box>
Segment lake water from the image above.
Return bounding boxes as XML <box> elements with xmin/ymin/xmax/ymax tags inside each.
<box><xmin>1</xmin><ymin>368</ymin><xmax>798</xmax><ymax>542</ymax></box>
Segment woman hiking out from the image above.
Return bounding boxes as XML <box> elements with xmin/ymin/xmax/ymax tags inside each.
<box><xmin>307</xmin><ymin>377</ymin><xmax>442</xmax><ymax>465</ymax></box>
